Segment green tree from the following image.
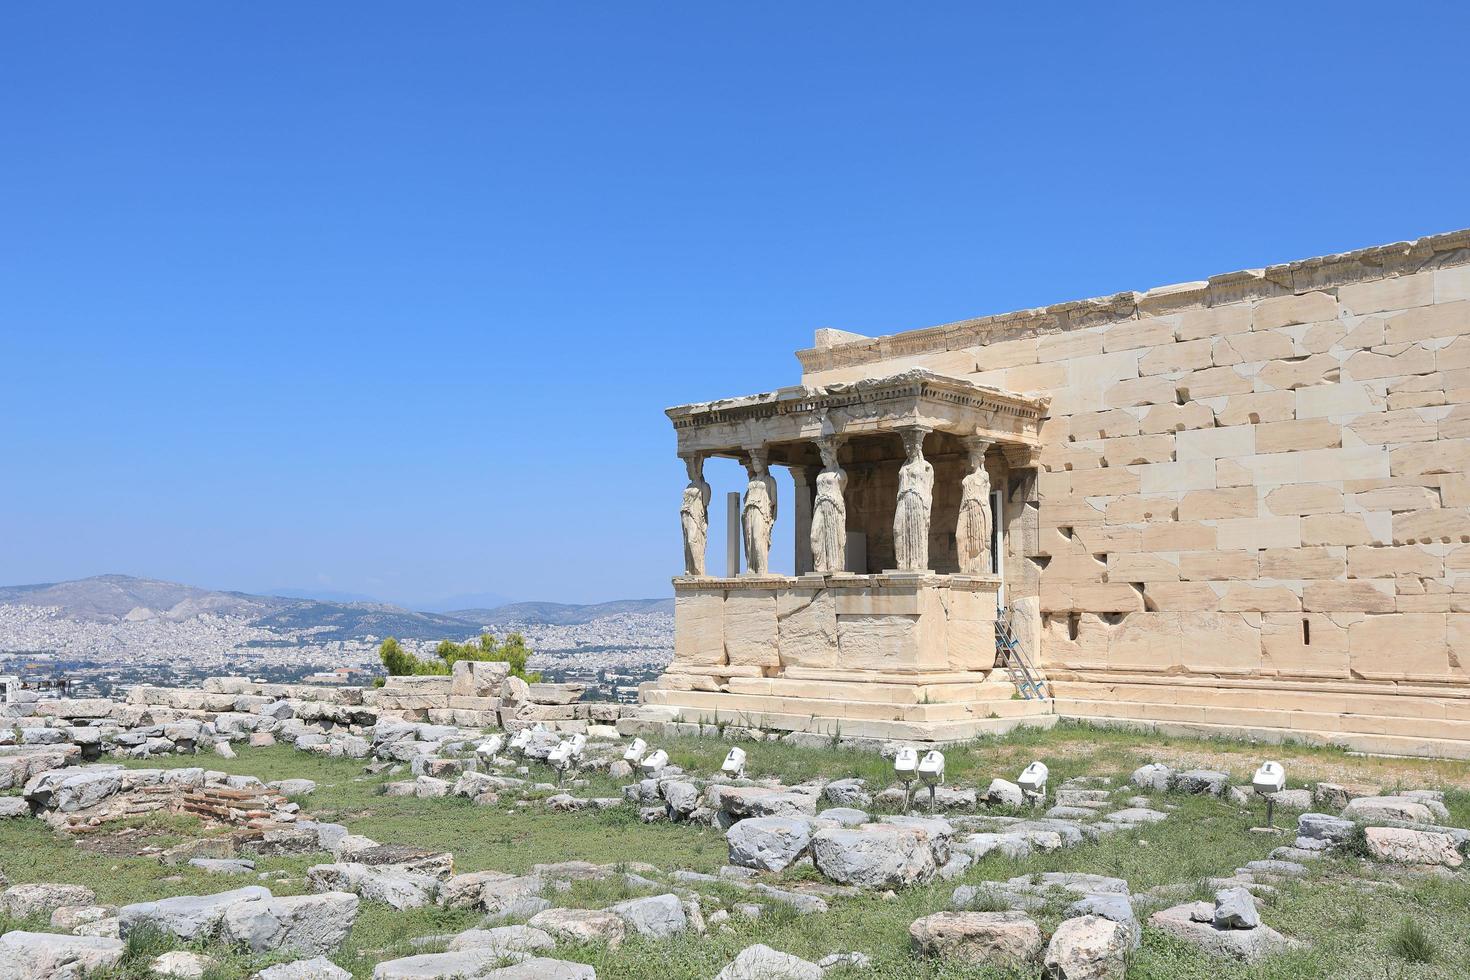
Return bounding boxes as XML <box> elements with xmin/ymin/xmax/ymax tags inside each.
<box><xmin>432</xmin><ymin>632</ymin><xmax>540</xmax><ymax>682</ymax></box>
<box><xmin>377</xmin><ymin>636</ymin><xmax>450</xmax><ymax>677</ymax></box>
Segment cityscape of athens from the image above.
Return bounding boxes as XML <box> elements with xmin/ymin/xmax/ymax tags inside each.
<box><xmin>5</xmin><ymin>6</ymin><xmax>1470</xmax><ymax>980</ymax></box>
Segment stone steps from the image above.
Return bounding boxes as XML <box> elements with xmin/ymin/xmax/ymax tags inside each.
<box><xmin>1053</xmin><ymin>691</ymin><xmax>1470</xmax><ymax>757</ymax></box>
<box><xmin>1048</xmin><ymin>675</ymin><xmax>1470</xmax><ymax>719</ymax></box>
<box><xmin>722</xmin><ymin>676</ymin><xmax>1019</xmax><ymax>706</ymax></box>
<box><xmin>641</xmin><ymin>688</ymin><xmax>1056</xmax><ymax>743</ymax></box>
<box><xmin>644</xmin><ymin>687</ymin><xmax>1055</xmax><ymax>724</ymax></box>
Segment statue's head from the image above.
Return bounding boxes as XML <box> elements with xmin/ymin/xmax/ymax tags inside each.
<box><xmin>683</xmin><ymin>454</ymin><xmax>704</xmax><ymax>483</ymax></box>
<box><xmin>745</xmin><ymin>447</ymin><xmax>769</xmax><ymax>477</ymax></box>
<box><xmin>818</xmin><ymin>436</ymin><xmax>840</xmax><ymax>469</ymax></box>
<box><xmin>901</xmin><ymin>427</ymin><xmax>926</xmax><ymax>460</ymax></box>
<box><xmin>965</xmin><ymin>438</ymin><xmax>989</xmax><ymax>470</ymax></box>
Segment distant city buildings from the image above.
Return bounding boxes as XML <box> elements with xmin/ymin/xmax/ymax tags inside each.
<box><xmin>0</xmin><ymin>603</ymin><xmax>672</xmax><ymax>699</ymax></box>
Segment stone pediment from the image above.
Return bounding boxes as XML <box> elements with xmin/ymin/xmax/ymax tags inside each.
<box><xmin>667</xmin><ymin>369</ymin><xmax>1047</xmax><ymax>462</ymax></box>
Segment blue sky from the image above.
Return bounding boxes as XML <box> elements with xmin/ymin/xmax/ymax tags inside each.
<box><xmin>3</xmin><ymin>4</ymin><xmax>1467</xmax><ymax>607</ymax></box>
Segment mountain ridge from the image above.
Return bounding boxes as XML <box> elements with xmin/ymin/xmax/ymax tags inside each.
<box><xmin>0</xmin><ymin>574</ymin><xmax>669</xmax><ymax>639</ymax></box>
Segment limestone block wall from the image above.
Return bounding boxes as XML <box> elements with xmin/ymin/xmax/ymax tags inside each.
<box><xmin>670</xmin><ymin>574</ymin><xmax>1001</xmax><ymax>678</ymax></box>
<box><xmin>799</xmin><ymin>230</ymin><xmax>1470</xmax><ymax>715</ymax></box>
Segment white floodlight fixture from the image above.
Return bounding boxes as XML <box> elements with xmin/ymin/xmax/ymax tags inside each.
<box><xmin>508</xmin><ymin>728</ymin><xmax>533</xmax><ymax>752</ymax></box>
<box><xmin>918</xmin><ymin>750</ymin><xmax>946</xmax><ymax>787</ymax></box>
<box><xmin>721</xmin><ymin>746</ymin><xmax>747</xmax><ymax>780</ymax></box>
<box><xmin>548</xmin><ymin>738</ymin><xmax>575</xmax><ymax>784</ymax></box>
<box><xmin>623</xmin><ymin>737</ymin><xmax>648</xmax><ymax>764</ymax></box>
<box><xmin>566</xmin><ymin>733</ymin><xmax>587</xmax><ymax>765</ymax></box>
<box><xmin>1252</xmin><ymin>760</ymin><xmax>1286</xmax><ymax>829</ymax></box>
<box><xmin>640</xmin><ymin>748</ymin><xmax>669</xmax><ymax>776</ymax></box>
<box><xmin>918</xmin><ymin>750</ymin><xmax>946</xmax><ymax>812</ymax></box>
<box><xmin>1018</xmin><ymin>762</ymin><xmax>1049</xmax><ymax>806</ymax></box>
<box><xmin>893</xmin><ymin>746</ymin><xmax>919</xmax><ymax>809</ymax></box>
<box><xmin>478</xmin><ymin>734</ymin><xmax>505</xmax><ymax>762</ymax></box>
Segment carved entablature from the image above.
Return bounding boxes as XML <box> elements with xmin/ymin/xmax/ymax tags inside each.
<box><xmin>666</xmin><ymin>369</ymin><xmax>1048</xmax><ymax>465</ymax></box>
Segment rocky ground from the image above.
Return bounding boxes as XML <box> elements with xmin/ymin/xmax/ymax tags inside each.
<box><xmin>3</xmin><ymin>702</ymin><xmax>1470</xmax><ymax>978</ymax></box>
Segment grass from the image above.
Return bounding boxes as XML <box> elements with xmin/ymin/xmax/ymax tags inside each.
<box><xmin>0</xmin><ymin>722</ymin><xmax>1466</xmax><ymax>977</ymax></box>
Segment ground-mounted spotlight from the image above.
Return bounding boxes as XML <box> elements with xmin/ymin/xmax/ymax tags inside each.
<box><xmin>893</xmin><ymin>746</ymin><xmax>918</xmax><ymax>810</ymax></box>
<box><xmin>1018</xmin><ymin>761</ymin><xmax>1049</xmax><ymax>807</ymax></box>
<box><xmin>918</xmin><ymin>750</ymin><xmax>946</xmax><ymax>813</ymax></box>
<box><xmin>721</xmin><ymin>746</ymin><xmax>747</xmax><ymax>780</ymax></box>
<box><xmin>622</xmin><ymin>737</ymin><xmax>648</xmax><ymax>765</ymax></box>
<box><xmin>477</xmin><ymin>734</ymin><xmax>505</xmax><ymax>763</ymax></box>
<box><xmin>640</xmin><ymin>748</ymin><xmax>669</xmax><ymax>777</ymax></box>
<box><xmin>1252</xmin><ymin>760</ymin><xmax>1286</xmax><ymax>829</ymax></box>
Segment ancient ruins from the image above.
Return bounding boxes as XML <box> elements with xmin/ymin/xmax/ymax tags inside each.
<box><xmin>653</xmin><ymin>228</ymin><xmax>1470</xmax><ymax>758</ymax></box>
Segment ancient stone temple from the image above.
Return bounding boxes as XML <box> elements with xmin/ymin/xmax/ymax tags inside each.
<box><xmin>647</xmin><ymin>228</ymin><xmax>1470</xmax><ymax>757</ymax></box>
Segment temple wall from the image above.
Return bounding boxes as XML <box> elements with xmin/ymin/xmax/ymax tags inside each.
<box><xmin>798</xmin><ymin>231</ymin><xmax>1470</xmax><ymax>753</ymax></box>
<box><xmin>668</xmin><ymin>573</ymin><xmax>1001</xmax><ymax>679</ymax></box>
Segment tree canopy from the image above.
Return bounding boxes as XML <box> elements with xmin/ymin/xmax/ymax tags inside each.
<box><xmin>377</xmin><ymin>632</ymin><xmax>540</xmax><ymax>682</ymax></box>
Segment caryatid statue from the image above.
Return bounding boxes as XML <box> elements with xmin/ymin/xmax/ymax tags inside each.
<box><xmin>741</xmin><ymin>448</ymin><xmax>777</xmax><ymax>575</ymax></box>
<box><xmin>679</xmin><ymin>454</ymin><xmax>711</xmax><ymax>576</ymax></box>
<box><xmin>809</xmin><ymin>436</ymin><xmax>847</xmax><ymax>573</ymax></box>
<box><xmin>957</xmin><ymin>438</ymin><xmax>992</xmax><ymax>575</ymax></box>
<box><xmin>893</xmin><ymin>427</ymin><xmax>934</xmax><ymax>572</ymax></box>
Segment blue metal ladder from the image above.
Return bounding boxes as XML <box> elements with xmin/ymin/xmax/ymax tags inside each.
<box><xmin>995</xmin><ymin>604</ymin><xmax>1048</xmax><ymax>700</ymax></box>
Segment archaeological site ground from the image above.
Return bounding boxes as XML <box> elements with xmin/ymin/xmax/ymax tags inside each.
<box><xmin>5</xmin><ymin>229</ymin><xmax>1470</xmax><ymax>979</ymax></box>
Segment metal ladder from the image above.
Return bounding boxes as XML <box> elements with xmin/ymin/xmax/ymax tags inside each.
<box><xmin>995</xmin><ymin>604</ymin><xmax>1049</xmax><ymax>700</ymax></box>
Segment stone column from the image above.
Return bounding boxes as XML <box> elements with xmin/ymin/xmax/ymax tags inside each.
<box><xmin>679</xmin><ymin>454</ymin><xmax>711</xmax><ymax>576</ymax></box>
<box><xmin>741</xmin><ymin>447</ymin><xmax>777</xmax><ymax>576</ymax></box>
<box><xmin>893</xmin><ymin>426</ymin><xmax>934</xmax><ymax>572</ymax></box>
<box><xmin>956</xmin><ymin>437</ymin><xmax>992</xmax><ymax>575</ymax></box>
<box><xmin>725</xmin><ymin>491</ymin><xmax>741</xmax><ymax>577</ymax></box>
<box><xmin>790</xmin><ymin>465</ymin><xmax>819</xmax><ymax>575</ymax></box>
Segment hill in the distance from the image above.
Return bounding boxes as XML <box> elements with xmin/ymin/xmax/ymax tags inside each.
<box><xmin>0</xmin><ymin>574</ymin><xmax>669</xmax><ymax>640</ymax></box>
<box><xmin>453</xmin><ymin>598</ymin><xmax>674</xmax><ymax>626</ymax></box>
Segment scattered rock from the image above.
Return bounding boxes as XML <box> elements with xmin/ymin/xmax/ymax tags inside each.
<box><xmin>191</xmin><ymin>858</ymin><xmax>256</xmax><ymax>875</ymax></box>
<box><xmin>0</xmin><ymin>930</ymin><xmax>125</xmax><ymax>980</ymax></box>
<box><xmin>269</xmin><ymin>779</ymin><xmax>318</xmax><ymax>797</ymax></box>
<box><xmin>372</xmin><ymin>951</ymin><xmax>594</xmax><ymax>979</ymax></box>
<box><xmin>1342</xmin><ymin>797</ymin><xmax>1433</xmax><ymax>825</ymax></box>
<box><xmin>1363</xmin><ymin>827</ymin><xmax>1463</xmax><ymax>868</ymax></box>
<box><xmin>909</xmin><ymin>910</ymin><xmax>1042</xmax><ymax>966</ymax></box>
<box><xmin>726</xmin><ymin>816</ymin><xmax>813</xmax><ymax>872</ymax></box>
<box><xmin>606</xmin><ymin>893</ymin><xmax>688</xmax><ymax>939</ymax></box>
<box><xmin>149</xmin><ymin>950</ymin><xmax>215</xmax><ymax>978</ymax></box>
<box><xmin>255</xmin><ymin>957</ymin><xmax>352</xmax><ymax>980</ymax></box>
<box><xmin>810</xmin><ymin>825</ymin><xmax>937</xmax><ymax>889</ymax></box>
<box><xmin>1129</xmin><ymin>764</ymin><xmax>1173</xmax><ymax>792</ymax></box>
<box><xmin>222</xmin><ymin>892</ymin><xmax>359</xmax><ymax>956</ymax></box>
<box><xmin>1043</xmin><ymin>914</ymin><xmax>1131</xmax><ymax>979</ymax></box>
<box><xmin>306</xmin><ymin>863</ymin><xmax>437</xmax><ymax>911</ymax></box>
<box><xmin>2</xmin><ymin>882</ymin><xmax>97</xmax><ymax>920</ymax></box>
<box><xmin>1212</xmin><ymin>888</ymin><xmax>1259</xmax><ymax>930</ymax></box>
<box><xmin>528</xmin><ymin>907</ymin><xmax>626</xmax><ymax>948</ymax></box>
<box><xmin>1171</xmin><ymin>770</ymin><xmax>1229</xmax><ymax>797</ymax></box>
<box><xmin>119</xmin><ymin>885</ymin><xmax>273</xmax><ymax>941</ymax></box>
<box><xmin>713</xmin><ymin>944</ymin><xmax>823</xmax><ymax>980</ymax></box>
<box><xmin>446</xmin><ymin>925</ymin><xmax>554</xmax><ymax>955</ymax></box>
<box><xmin>985</xmin><ymin>778</ymin><xmax>1025</xmax><ymax>807</ymax></box>
<box><xmin>823</xmin><ymin>778</ymin><xmax>871</xmax><ymax>808</ymax></box>
<box><xmin>1149</xmin><ymin>903</ymin><xmax>1298</xmax><ymax>961</ymax></box>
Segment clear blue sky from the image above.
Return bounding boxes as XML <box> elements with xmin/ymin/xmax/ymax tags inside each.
<box><xmin>3</xmin><ymin>4</ymin><xmax>1467</xmax><ymax>607</ymax></box>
